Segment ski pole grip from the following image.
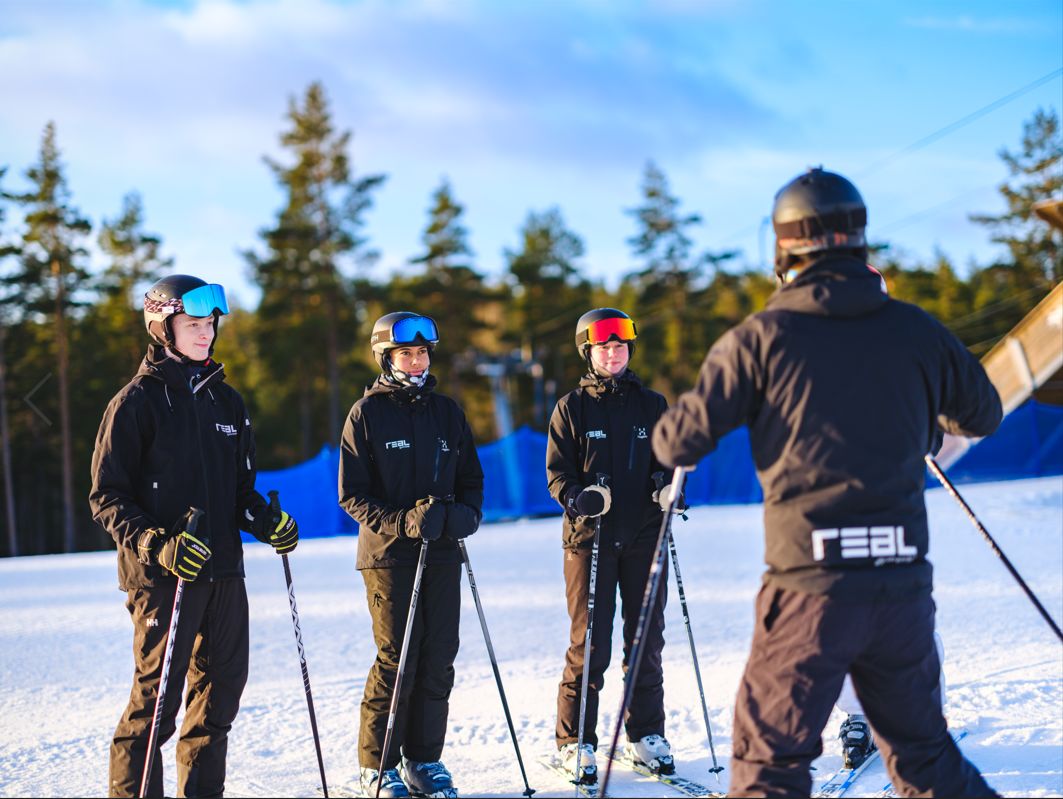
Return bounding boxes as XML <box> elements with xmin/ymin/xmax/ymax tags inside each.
<box><xmin>652</xmin><ymin>470</ymin><xmax>667</xmax><ymax>492</ymax></box>
<box><xmin>596</xmin><ymin>472</ymin><xmax>610</xmax><ymax>487</ymax></box>
<box><xmin>268</xmin><ymin>490</ymin><xmax>282</xmax><ymax>525</ymax></box>
<box><xmin>185</xmin><ymin>507</ymin><xmax>205</xmax><ymax>536</ymax></box>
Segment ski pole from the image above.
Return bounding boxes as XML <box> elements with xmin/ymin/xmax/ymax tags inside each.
<box><xmin>600</xmin><ymin>466</ymin><xmax>687</xmax><ymax>798</ymax></box>
<box><xmin>458</xmin><ymin>540</ymin><xmax>536</xmax><ymax>797</ymax></box>
<box><xmin>925</xmin><ymin>456</ymin><xmax>1062</xmax><ymax>643</ymax></box>
<box><xmin>139</xmin><ymin>507</ymin><xmax>204</xmax><ymax>799</ymax></box>
<box><xmin>666</xmin><ymin>528</ymin><xmax>724</xmax><ymax>780</ymax></box>
<box><xmin>575</xmin><ymin>473</ymin><xmax>609</xmax><ymax>794</ymax></box>
<box><xmin>268</xmin><ymin>491</ymin><xmax>329</xmax><ymax>798</ymax></box>
<box><xmin>377</xmin><ymin>537</ymin><xmax>430</xmax><ymax>798</ymax></box>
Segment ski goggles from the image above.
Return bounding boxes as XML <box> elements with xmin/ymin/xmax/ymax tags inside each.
<box><xmin>391</xmin><ymin>315</ymin><xmax>439</xmax><ymax>345</ymax></box>
<box><xmin>579</xmin><ymin>316</ymin><xmax>637</xmax><ymax>346</ymax></box>
<box><xmin>180</xmin><ymin>283</ymin><xmax>230</xmax><ymax>317</ymax></box>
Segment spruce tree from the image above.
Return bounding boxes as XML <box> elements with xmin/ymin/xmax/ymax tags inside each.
<box><xmin>625</xmin><ymin>161</ymin><xmax>735</xmax><ymax>398</ymax></box>
<box><xmin>4</xmin><ymin>123</ymin><xmax>92</xmax><ymax>552</ymax></box>
<box><xmin>397</xmin><ymin>179</ymin><xmax>495</xmax><ymax>424</ymax></box>
<box><xmin>0</xmin><ymin>167</ymin><xmax>19</xmax><ymax>555</ymax></box>
<box><xmin>504</xmin><ymin>207</ymin><xmax>591</xmax><ymax>426</ymax></box>
<box><xmin>246</xmin><ymin>82</ymin><xmax>385</xmax><ymax>462</ymax></box>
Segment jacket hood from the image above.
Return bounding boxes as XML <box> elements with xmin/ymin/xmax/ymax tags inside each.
<box><xmin>579</xmin><ymin>367</ymin><xmax>644</xmax><ymax>397</ymax></box>
<box><xmin>766</xmin><ymin>255</ymin><xmax>888</xmax><ymax>318</ymax></box>
<box><xmin>137</xmin><ymin>344</ymin><xmax>226</xmax><ymax>393</ymax></box>
<box><xmin>364</xmin><ymin>372</ymin><xmax>438</xmax><ymax>404</ymax></box>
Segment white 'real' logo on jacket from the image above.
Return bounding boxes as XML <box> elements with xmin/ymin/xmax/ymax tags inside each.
<box><xmin>386</xmin><ymin>439</ymin><xmax>411</xmax><ymax>450</ymax></box>
<box><xmin>586</xmin><ymin>430</ymin><xmax>607</xmax><ymax>439</ymax></box>
<box><xmin>216</xmin><ymin>423</ymin><xmax>237</xmax><ymax>436</ymax></box>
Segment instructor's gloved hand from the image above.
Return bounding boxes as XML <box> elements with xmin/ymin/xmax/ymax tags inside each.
<box><xmin>248</xmin><ymin>504</ymin><xmax>299</xmax><ymax>554</ymax></box>
<box><xmin>138</xmin><ymin>519</ymin><xmax>211</xmax><ymax>581</ymax></box>
<box><xmin>444</xmin><ymin>501</ymin><xmax>482</xmax><ymax>539</ymax></box>
<box><xmin>405</xmin><ymin>496</ymin><xmax>446</xmax><ymax>541</ymax></box>
<box><xmin>574</xmin><ymin>484</ymin><xmax>612</xmax><ymax>518</ymax></box>
<box><xmin>651</xmin><ymin>471</ymin><xmax>688</xmax><ymax>513</ymax></box>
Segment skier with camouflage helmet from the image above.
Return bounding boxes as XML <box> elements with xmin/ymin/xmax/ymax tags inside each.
<box><xmin>90</xmin><ymin>274</ymin><xmax>299</xmax><ymax>798</ymax></box>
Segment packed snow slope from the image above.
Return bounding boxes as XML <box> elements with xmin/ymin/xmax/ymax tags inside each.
<box><xmin>1</xmin><ymin>476</ymin><xmax>1061</xmax><ymax>798</ymax></box>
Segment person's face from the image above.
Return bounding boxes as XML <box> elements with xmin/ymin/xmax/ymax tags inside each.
<box><xmin>590</xmin><ymin>340</ymin><xmax>630</xmax><ymax>375</ymax></box>
<box><xmin>390</xmin><ymin>345</ymin><xmax>430</xmax><ymax>376</ymax></box>
<box><xmin>171</xmin><ymin>313</ymin><xmax>215</xmax><ymax>360</ymax></box>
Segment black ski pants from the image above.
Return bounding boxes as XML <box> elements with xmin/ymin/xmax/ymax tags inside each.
<box><xmin>556</xmin><ymin>533</ymin><xmax>667</xmax><ymax>749</ymax></box>
<box><xmin>359</xmin><ymin>563</ymin><xmax>462</xmax><ymax>770</ymax></box>
<box><xmin>109</xmin><ymin>578</ymin><xmax>249</xmax><ymax>798</ymax></box>
<box><xmin>728</xmin><ymin>585</ymin><xmax>997</xmax><ymax>798</ymax></box>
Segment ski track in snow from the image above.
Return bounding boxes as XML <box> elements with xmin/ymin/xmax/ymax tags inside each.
<box><xmin>1</xmin><ymin>476</ymin><xmax>1060</xmax><ymax>797</ymax></box>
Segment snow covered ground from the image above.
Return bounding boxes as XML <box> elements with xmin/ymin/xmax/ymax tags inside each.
<box><xmin>1</xmin><ymin>476</ymin><xmax>1061</xmax><ymax>798</ymax></box>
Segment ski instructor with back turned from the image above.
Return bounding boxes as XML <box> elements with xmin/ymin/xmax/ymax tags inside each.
<box><xmin>652</xmin><ymin>168</ymin><xmax>1002</xmax><ymax>798</ymax></box>
<box><xmin>90</xmin><ymin>275</ymin><xmax>300</xmax><ymax>798</ymax></box>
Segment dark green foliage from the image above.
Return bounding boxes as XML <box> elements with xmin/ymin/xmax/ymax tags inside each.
<box><xmin>0</xmin><ymin>97</ymin><xmax>1057</xmax><ymax>557</ymax></box>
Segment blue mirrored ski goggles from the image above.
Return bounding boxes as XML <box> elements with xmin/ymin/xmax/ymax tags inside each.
<box><xmin>181</xmin><ymin>283</ymin><xmax>229</xmax><ymax>317</ymax></box>
<box><xmin>391</xmin><ymin>315</ymin><xmax>438</xmax><ymax>345</ymax></box>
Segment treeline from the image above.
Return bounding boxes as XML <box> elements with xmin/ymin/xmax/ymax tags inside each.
<box><xmin>0</xmin><ymin>83</ymin><xmax>1058</xmax><ymax>557</ymax></box>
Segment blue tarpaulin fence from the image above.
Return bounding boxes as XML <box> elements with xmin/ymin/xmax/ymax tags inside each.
<box><xmin>254</xmin><ymin>399</ymin><xmax>1063</xmax><ymax>539</ymax></box>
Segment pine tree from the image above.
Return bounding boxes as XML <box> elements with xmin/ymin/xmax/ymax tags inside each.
<box><xmin>971</xmin><ymin>107</ymin><xmax>1061</xmax><ymax>283</ymax></box>
<box><xmin>246</xmin><ymin>82</ymin><xmax>385</xmax><ymax>462</ymax></box>
<box><xmin>504</xmin><ymin>207</ymin><xmax>591</xmax><ymax>426</ymax></box>
<box><xmin>396</xmin><ymin>179</ymin><xmax>495</xmax><ymax>430</ymax></box>
<box><xmin>4</xmin><ymin>123</ymin><xmax>92</xmax><ymax>552</ymax></box>
<box><xmin>625</xmin><ymin>161</ymin><xmax>735</xmax><ymax>398</ymax></box>
<box><xmin>94</xmin><ymin>192</ymin><xmax>172</xmax><ymax>368</ymax></box>
<box><xmin>0</xmin><ymin>166</ymin><xmax>19</xmax><ymax>555</ymax></box>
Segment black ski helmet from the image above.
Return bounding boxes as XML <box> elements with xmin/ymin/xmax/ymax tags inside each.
<box><xmin>574</xmin><ymin>308</ymin><xmax>638</xmax><ymax>362</ymax></box>
<box><xmin>772</xmin><ymin>167</ymin><xmax>867</xmax><ymax>280</ymax></box>
<box><xmin>370</xmin><ymin>311</ymin><xmax>439</xmax><ymax>372</ymax></box>
<box><xmin>143</xmin><ymin>274</ymin><xmax>229</xmax><ymax>357</ymax></box>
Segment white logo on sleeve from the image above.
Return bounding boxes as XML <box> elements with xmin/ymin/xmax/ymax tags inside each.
<box><xmin>811</xmin><ymin>526</ymin><xmax>918</xmax><ymax>563</ymax></box>
<box><xmin>216</xmin><ymin>423</ymin><xmax>238</xmax><ymax>436</ymax></box>
<box><xmin>586</xmin><ymin>430</ymin><xmax>607</xmax><ymax>440</ymax></box>
<box><xmin>386</xmin><ymin>439</ymin><xmax>411</xmax><ymax>450</ymax></box>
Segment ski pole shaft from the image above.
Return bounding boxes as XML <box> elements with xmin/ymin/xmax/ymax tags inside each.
<box><xmin>269</xmin><ymin>492</ymin><xmax>329</xmax><ymax>798</ymax></box>
<box><xmin>667</xmin><ymin>529</ymin><xmax>723</xmax><ymax>779</ymax></box>
<box><xmin>926</xmin><ymin>456</ymin><xmax>1062</xmax><ymax>643</ymax></box>
<box><xmin>600</xmin><ymin>467</ymin><xmax>686</xmax><ymax>798</ymax></box>
<box><xmin>575</xmin><ymin>473</ymin><xmax>608</xmax><ymax>793</ymax></box>
<box><xmin>459</xmin><ymin>541</ymin><xmax>536</xmax><ymax>797</ymax></box>
<box><xmin>139</xmin><ymin>507</ymin><xmax>204</xmax><ymax>799</ymax></box>
<box><xmin>377</xmin><ymin>538</ymin><xmax>429</xmax><ymax>798</ymax></box>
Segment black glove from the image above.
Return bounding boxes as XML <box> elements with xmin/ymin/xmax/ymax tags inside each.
<box><xmin>136</xmin><ymin>509</ymin><xmax>211</xmax><ymax>580</ymax></box>
<box><xmin>249</xmin><ymin>501</ymin><xmax>299</xmax><ymax>554</ymax></box>
<box><xmin>651</xmin><ymin>470</ymin><xmax>688</xmax><ymax>513</ymax></box>
<box><xmin>574</xmin><ymin>484</ymin><xmax>611</xmax><ymax>518</ymax></box>
<box><xmin>444</xmin><ymin>502</ymin><xmax>481</xmax><ymax>539</ymax></box>
<box><xmin>405</xmin><ymin>497</ymin><xmax>446</xmax><ymax>541</ymax></box>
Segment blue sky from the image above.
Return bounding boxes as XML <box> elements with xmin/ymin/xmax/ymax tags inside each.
<box><xmin>1</xmin><ymin>0</ymin><xmax>1060</xmax><ymax>307</ymax></box>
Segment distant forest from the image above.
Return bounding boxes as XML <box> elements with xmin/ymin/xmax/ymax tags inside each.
<box><xmin>0</xmin><ymin>82</ymin><xmax>1058</xmax><ymax>556</ymax></box>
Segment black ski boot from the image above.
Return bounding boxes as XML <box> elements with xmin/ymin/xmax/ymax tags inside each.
<box><xmin>839</xmin><ymin>714</ymin><xmax>876</xmax><ymax>769</ymax></box>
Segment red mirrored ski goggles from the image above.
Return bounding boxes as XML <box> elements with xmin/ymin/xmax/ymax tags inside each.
<box><xmin>579</xmin><ymin>316</ymin><xmax>637</xmax><ymax>346</ymax></box>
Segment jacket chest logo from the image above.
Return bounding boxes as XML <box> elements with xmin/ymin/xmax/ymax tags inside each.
<box><xmin>215</xmin><ymin>423</ymin><xmax>237</xmax><ymax>436</ymax></box>
<box><xmin>386</xmin><ymin>439</ymin><xmax>411</xmax><ymax>450</ymax></box>
<box><xmin>635</xmin><ymin>427</ymin><xmax>648</xmax><ymax>439</ymax></box>
<box><xmin>586</xmin><ymin>430</ymin><xmax>607</xmax><ymax>440</ymax></box>
<box><xmin>439</xmin><ymin>439</ymin><xmax>451</xmax><ymax>452</ymax></box>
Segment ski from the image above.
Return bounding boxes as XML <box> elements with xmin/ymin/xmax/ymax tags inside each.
<box><xmin>608</xmin><ymin>753</ymin><xmax>725</xmax><ymax>798</ymax></box>
<box><xmin>870</xmin><ymin>729</ymin><xmax>969</xmax><ymax>798</ymax></box>
<box><xmin>539</xmin><ymin>754</ymin><xmax>598</xmax><ymax>798</ymax></box>
<box><xmin>813</xmin><ymin>750</ymin><xmax>882</xmax><ymax>798</ymax></box>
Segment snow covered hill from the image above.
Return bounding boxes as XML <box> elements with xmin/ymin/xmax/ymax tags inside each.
<box><xmin>1</xmin><ymin>476</ymin><xmax>1061</xmax><ymax>798</ymax></box>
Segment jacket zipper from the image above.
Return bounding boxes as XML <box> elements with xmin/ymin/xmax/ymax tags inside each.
<box><xmin>190</xmin><ymin>375</ymin><xmax>215</xmax><ymax>582</ymax></box>
<box><xmin>628</xmin><ymin>424</ymin><xmax>638</xmax><ymax>471</ymax></box>
<box><xmin>433</xmin><ymin>438</ymin><xmax>442</xmax><ymax>484</ymax></box>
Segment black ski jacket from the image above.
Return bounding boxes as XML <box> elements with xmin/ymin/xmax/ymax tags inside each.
<box><xmin>339</xmin><ymin>374</ymin><xmax>484</xmax><ymax>570</ymax></box>
<box><xmin>652</xmin><ymin>256</ymin><xmax>1002</xmax><ymax>598</ymax></box>
<box><xmin>546</xmin><ymin>369</ymin><xmax>669</xmax><ymax>550</ymax></box>
<box><xmin>89</xmin><ymin>345</ymin><xmax>268</xmax><ymax>590</ymax></box>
